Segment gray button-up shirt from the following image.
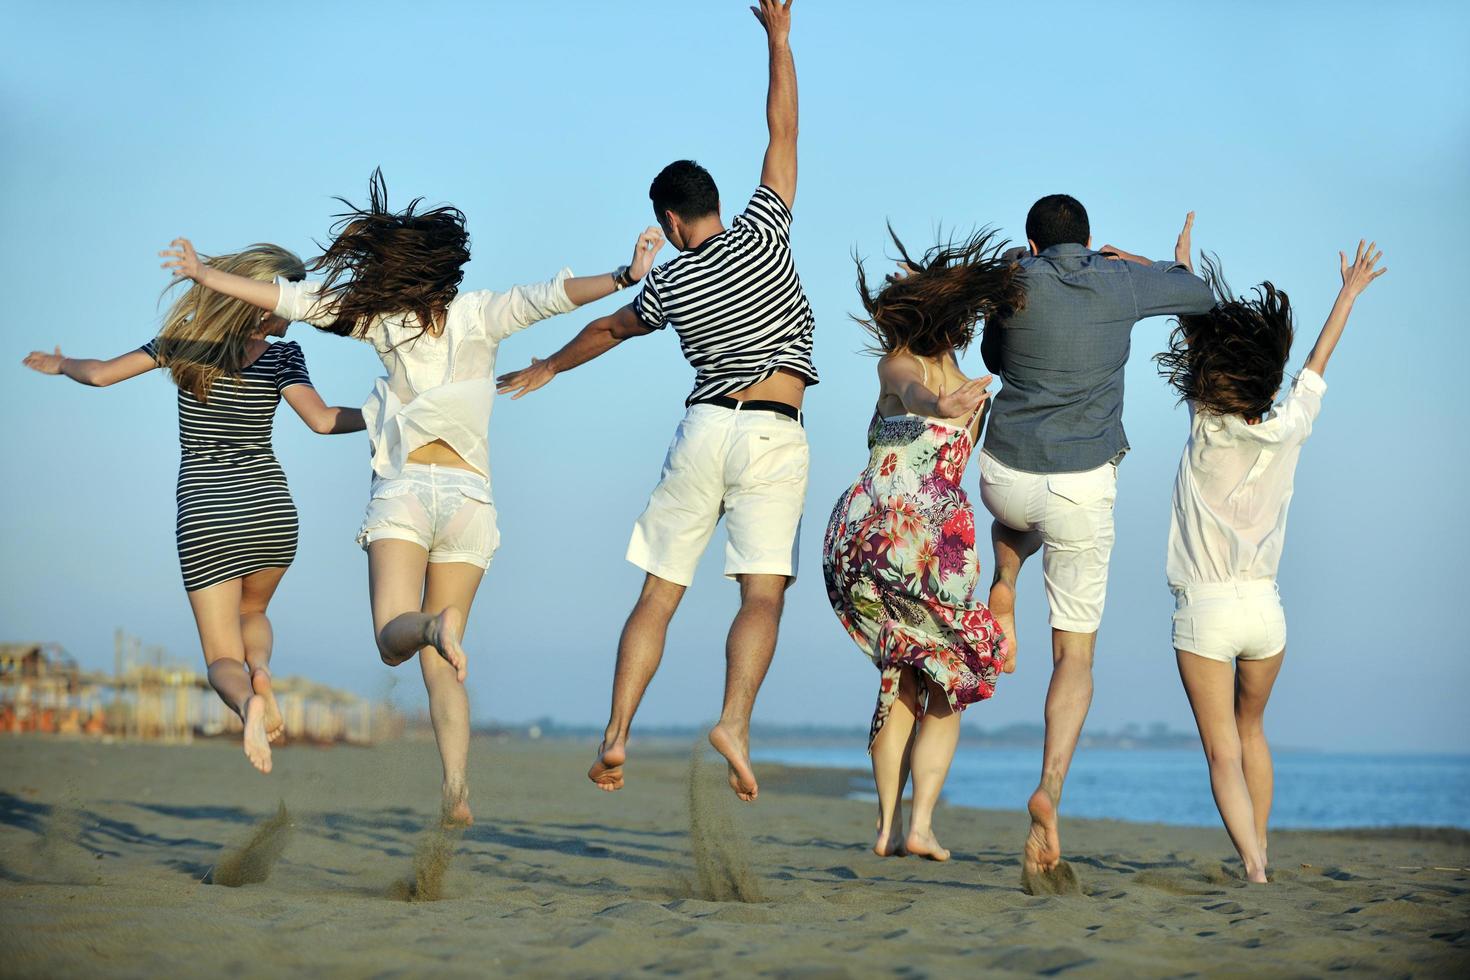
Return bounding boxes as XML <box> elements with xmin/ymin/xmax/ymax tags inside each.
<box><xmin>981</xmin><ymin>243</ymin><xmax>1215</xmax><ymax>473</ymax></box>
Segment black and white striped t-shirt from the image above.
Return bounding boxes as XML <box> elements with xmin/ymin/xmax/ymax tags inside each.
<box><xmin>633</xmin><ymin>185</ymin><xmax>818</xmax><ymax>405</ymax></box>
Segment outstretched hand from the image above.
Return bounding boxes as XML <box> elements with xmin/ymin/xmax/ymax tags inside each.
<box><xmin>22</xmin><ymin>346</ymin><xmax>65</xmax><ymax>375</ymax></box>
<box><xmin>629</xmin><ymin>226</ymin><xmax>666</xmax><ymax>282</ymax></box>
<box><xmin>160</xmin><ymin>237</ymin><xmax>206</xmax><ymax>282</ymax></box>
<box><xmin>1340</xmin><ymin>239</ymin><xmax>1386</xmax><ymax>297</ymax></box>
<box><xmin>935</xmin><ymin>375</ymin><xmax>992</xmax><ymax>419</ymax></box>
<box><xmin>496</xmin><ymin>357</ymin><xmax>557</xmax><ymax>400</ymax></box>
<box><xmin>751</xmin><ymin>0</ymin><xmax>793</xmax><ymax>38</ymax></box>
<box><xmin>884</xmin><ymin>261</ymin><xmax>920</xmax><ymax>285</ymax></box>
<box><xmin>1174</xmin><ymin>211</ymin><xmax>1195</xmax><ymax>272</ymax></box>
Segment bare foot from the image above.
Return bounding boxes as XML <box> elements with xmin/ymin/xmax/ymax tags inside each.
<box><xmin>873</xmin><ymin>820</ymin><xmax>906</xmax><ymax>857</ymax></box>
<box><xmin>904</xmin><ymin>828</ymin><xmax>950</xmax><ymax>862</ymax></box>
<box><xmin>989</xmin><ymin>578</ymin><xmax>1018</xmax><ymax>673</ymax></box>
<box><xmin>241</xmin><ymin>696</ymin><xmax>273</xmax><ymax>774</ymax></box>
<box><xmin>1024</xmin><ymin>786</ymin><xmax>1061</xmax><ymax>874</ymax></box>
<box><xmin>588</xmin><ymin>737</ymin><xmax>626</xmax><ymax>792</ymax></box>
<box><xmin>425</xmin><ymin>607</ymin><xmax>468</xmax><ymax>682</ymax></box>
<box><xmin>251</xmin><ymin>667</ymin><xmax>285</xmax><ymax>743</ymax></box>
<box><xmin>442</xmin><ymin>783</ymin><xmax>473</xmax><ymax>827</ymax></box>
<box><xmin>708</xmin><ymin>723</ymin><xmax>758</xmax><ymax>802</ymax></box>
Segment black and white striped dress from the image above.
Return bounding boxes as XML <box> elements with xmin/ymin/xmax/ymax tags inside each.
<box><xmin>141</xmin><ymin>339</ymin><xmax>315</xmax><ymax>592</ymax></box>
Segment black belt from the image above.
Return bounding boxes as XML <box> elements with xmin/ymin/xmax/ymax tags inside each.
<box><xmin>691</xmin><ymin>395</ymin><xmax>803</xmax><ymax>425</ymax></box>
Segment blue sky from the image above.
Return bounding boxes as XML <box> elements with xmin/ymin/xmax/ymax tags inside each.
<box><xmin>3</xmin><ymin>1</ymin><xmax>1466</xmax><ymax>753</ymax></box>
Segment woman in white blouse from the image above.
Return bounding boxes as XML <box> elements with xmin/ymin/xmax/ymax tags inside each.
<box><xmin>1155</xmin><ymin>239</ymin><xmax>1385</xmax><ymax>883</ymax></box>
<box><xmin>163</xmin><ymin>170</ymin><xmax>663</xmax><ymax>823</ymax></box>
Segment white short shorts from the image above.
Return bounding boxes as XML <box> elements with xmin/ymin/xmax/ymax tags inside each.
<box><xmin>979</xmin><ymin>451</ymin><xmax>1118</xmax><ymax>633</ymax></box>
<box><xmin>1171</xmin><ymin>580</ymin><xmax>1286</xmax><ymax>663</ymax></box>
<box><xmin>627</xmin><ymin>402</ymin><xmax>809</xmax><ymax>587</ymax></box>
<box><xmin>357</xmin><ymin>463</ymin><xmax>499</xmax><ymax>569</ymax></box>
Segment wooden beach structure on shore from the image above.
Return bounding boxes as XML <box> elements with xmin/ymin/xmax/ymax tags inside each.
<box><xmin>0</xmin><ymin>632</ymin><xmax>401</xmax><ymax>745</ymax></box>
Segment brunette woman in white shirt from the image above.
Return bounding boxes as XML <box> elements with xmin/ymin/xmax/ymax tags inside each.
<box><xmin>163</xmin><ymin>170</ymin><xmax>664</xmax><ymax>824</ymax></box>
<box><xmin>1155</xmin><ymin>237</ymin><xmax>1385</xmax><ymax>882</ymax></box>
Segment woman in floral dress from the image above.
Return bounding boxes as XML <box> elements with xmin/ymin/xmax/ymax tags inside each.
<box><xmin>823</xmin><ymin>229</ymin><xmax>1024</xmax><ymax>861</ymax></box>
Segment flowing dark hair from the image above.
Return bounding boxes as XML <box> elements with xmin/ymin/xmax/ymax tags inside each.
<box><xmin>1154</xmin><ymin>255</ymin><xmax>1294</xmax><ymax>420</ymax></box>
<box><xmin>307</xmin><ymin>168</ymin><xmax>471</xmax><ymax>342</ymax></box>
<box><xmin>855</xmin><ymin>226</ymin><xmax>1025</xmax><ymax>357</ymax></box>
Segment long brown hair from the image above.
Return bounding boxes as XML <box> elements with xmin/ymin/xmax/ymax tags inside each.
<box><xmin>1154</xmin><ymin>255</ymin><xmax>1294</xmax><ymax>420</ymax></box>
<box><xmin>855</xmin><ymin>226</ymin><xmax>1025</xmax><ymax>357</ymax></box>
<box><xmin>307</xmin><ymin>168</ymin><xmax>471</xmax><ymax>342</ymax></box>
<box><xmin>155</xmin><ymin>245</ymin><xmax>306</xmax><ymax>402</ymax></box>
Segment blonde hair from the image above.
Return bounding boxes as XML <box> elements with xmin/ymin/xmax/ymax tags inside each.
<box><xmin>154</xmin><ymin>244</ymin><xmax>306</xmax><ymax>402</ymax></box>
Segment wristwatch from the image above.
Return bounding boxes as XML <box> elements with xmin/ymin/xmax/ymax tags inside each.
<box><xmin>612</xmin><ymin>265</ymin><xmax>634</xmax><ymax>289</ymax></box>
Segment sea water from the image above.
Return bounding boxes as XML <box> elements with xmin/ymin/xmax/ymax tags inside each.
<box><xmin>752</xmin><ymin>745</ymin><xmax>1470</xmax><ymax>830</ymax></box>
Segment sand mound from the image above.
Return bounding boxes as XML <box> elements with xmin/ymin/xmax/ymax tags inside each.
<box><xmin>686</xmin><ymin>742</ymin><xmax>764</xmax><ymax>903</ymax></box>
<box><xmin>208</xmin><ymin>801</ymin><xmax>292</xmax><ymax>887</ymax></box>
<box><xmin>391</xmin><ymin>824</ymin><xmax>461</xmax><ymax>902</ymax></box>
<box><xmin>1021</xmin><ymin>858</ymin><xmax>1082</xmax><ymax>895</ymax></box>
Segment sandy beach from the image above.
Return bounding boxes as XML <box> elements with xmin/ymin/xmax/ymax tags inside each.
<box><xmin>1</xmin><ymin>735</ymin><xmax>1466</xmax><ymax>978</ymax></box>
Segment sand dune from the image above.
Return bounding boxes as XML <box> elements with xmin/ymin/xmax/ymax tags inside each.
<box><xmin>1</xmin><ymin>736</ymin><xmax>1466</xmax><ymax>977</ymax></box>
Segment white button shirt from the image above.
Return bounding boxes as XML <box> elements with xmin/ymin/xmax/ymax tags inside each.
<box><xmin>1166</xmin><ymin>368</ymin><xmax>1327</xmax><ymax>589</ymax></box>
<box><xmin>274</xmin><ymin>271</ymin><xmax>576</xmax><ymax>483</ymax></box>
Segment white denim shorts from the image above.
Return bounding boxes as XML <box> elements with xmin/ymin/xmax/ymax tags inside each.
<box><xmin>357</xmin><ymin>463</ymin><xmax>499</xmax><ymax>569</ymax></box>
<box><xmin>627</xmin><ymin>402</ymin><xmax>809</xmax><ymax>587</ymax></box>
<box><xmin>1171</xmin><ymin>580</ymin><xmax>1286</xmax><ymax>663</ymax></box>
<box><xmin>979</xmin><ymin>451</ymin><xmax>1118</xmax><ymax>633</ymax></box>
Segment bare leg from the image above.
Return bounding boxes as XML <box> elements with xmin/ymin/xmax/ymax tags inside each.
<box><xmin>1177</xmin><ymin>650</ymin><xmax>1269</xmax><ymax>883</ymax></box>
<box><xmin>368</xmin><ymin>540</ymin><xmax>467</xmax><ymax>681</ymax></box>
<box><xmin>906</xmin><ymin>677</ymin><xmax>960</xmax><ymax>861</ymax></box>
<box><xmin>1023</xmin><ymin>627</ymin><xmax>1096</xmax><ymax>875</ymax></box>
<box><xmin>989</xmin><ymin>522</ymin><xmax>1040</xmax><ymax>673</ymax></box>
<box><xmin>590</xmin><ymin>574</ymin><xmax>686</xmax><ymax>791</ymax></box>
<box><xmin>187</xmin><ymin>578</ymin><xmax>271</xmax><ymax>774</ymax></box>
<box><xmin>1236</xmin><ymin>650</ymin><xmax>1284</xmax><ymax>868</ymax></box>
<box><xmin>420</xmin><ymin>561</ymin><xmax>485</xmax><ymax>826</ymax></box>
<box><xmin>239</xmin><ymin>567</ymin><xmax>287</xmax><ymax>742</ymax></box>
<box><xmin>870</xmin><ymin>669</ymin><xmax>918</xmax><ymax>856</ymax></box>
<box><xmin>708</xmin><ymin>573</ymin><xmax>786</xmax><ymax>802</ymax></box>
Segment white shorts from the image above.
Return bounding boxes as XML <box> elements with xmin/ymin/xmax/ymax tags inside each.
<box><xmin>979</xmin><ymin>451</ymin><xmax>1118</xmax><ymax>633</ymax></box>
<box><xmin>627</xmin><ymin>403</ymin><xmax>809</xmax><ymax>587</ymax></box>
<box><xmin>357</xmin><ymin>463</ymin><xmax>499</xmax><ymax>569</ymax></box>
<box><xmin>1171</xmin><ymin>580</ymin><xmax>1286</xmax><ymax>663</ymax></box>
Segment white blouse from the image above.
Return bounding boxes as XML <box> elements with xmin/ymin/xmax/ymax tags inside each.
<box><xmin>1166</xmin><ymin>368</ymin><xmax>1327</xmax><ymax>590</ymax></box>
<box><xmin>274</xmin><ymin>271</ymin><xmax>576</xmax><ymax>483</ymax></box>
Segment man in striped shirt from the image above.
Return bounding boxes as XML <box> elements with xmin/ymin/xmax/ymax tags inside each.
<box><xmin>497</xmin><ymin>0</ymin><xmax>812</xmax><ymax>802</ymax></box>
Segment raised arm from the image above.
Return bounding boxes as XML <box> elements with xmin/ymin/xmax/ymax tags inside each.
<box><xmin>753</xmin><ymin>0</ymin><xmax>797</xmax><ymax>208</ymax></box>
<box><xmin>561</xmin><ymin>227</ymin><xmax>665</xmax><ymax>307</ymax></box>
<box><xmin>22</xmin><ymin>346</ymin><xmax>157</xmax><ymax>387</ymax></box>
<box><xmin>1102</xmin><ymin>213</ymin><xmax>1214</xmax><ymax>318</ymax></box>
<box><xmin>281</xmin><ymin>386</ymin><xmax>366</xmax><ymax>434</ymax></box>
<box><xmin>161</xmin><ymin>238</ymin><xmax>281</xmax><ymax>313</ymax></box>
<box><xmin>879</xmin><ymin>354</ymin><xmax>992</xmax><ymax>420</ymax></box>
<box><xmin>495</xmin><ymin>304</ymin><xmax>653</xmax><ymax>399</ymax></box>
<box><xmin>1303</xmin><ymin>240</ymin><xmax>1386</xmax><ymax>378</ymax></box>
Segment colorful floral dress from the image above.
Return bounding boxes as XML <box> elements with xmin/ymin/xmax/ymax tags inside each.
<box><xmin>822</xmin><ymin>409</ymin><xmax>1005</xmax><ymax>748</ymax></box>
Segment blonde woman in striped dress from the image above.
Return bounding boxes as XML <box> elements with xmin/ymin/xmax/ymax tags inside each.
<box><xmin>22</xmin><ymin>245</ymin><xmax>365</xmax><ymax>774</ymax></box>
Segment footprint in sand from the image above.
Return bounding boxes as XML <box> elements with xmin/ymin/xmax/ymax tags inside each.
<box><xmin>1133</xmin><ymin>869</ymin><xmax>1227</xmax><ymax>897</ymax></box>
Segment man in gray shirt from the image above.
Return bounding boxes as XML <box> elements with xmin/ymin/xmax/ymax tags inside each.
<box><xmin>977</xmin><ymin>196</ymin><xmax>1211</xmax><ymax>888</ymax></box>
